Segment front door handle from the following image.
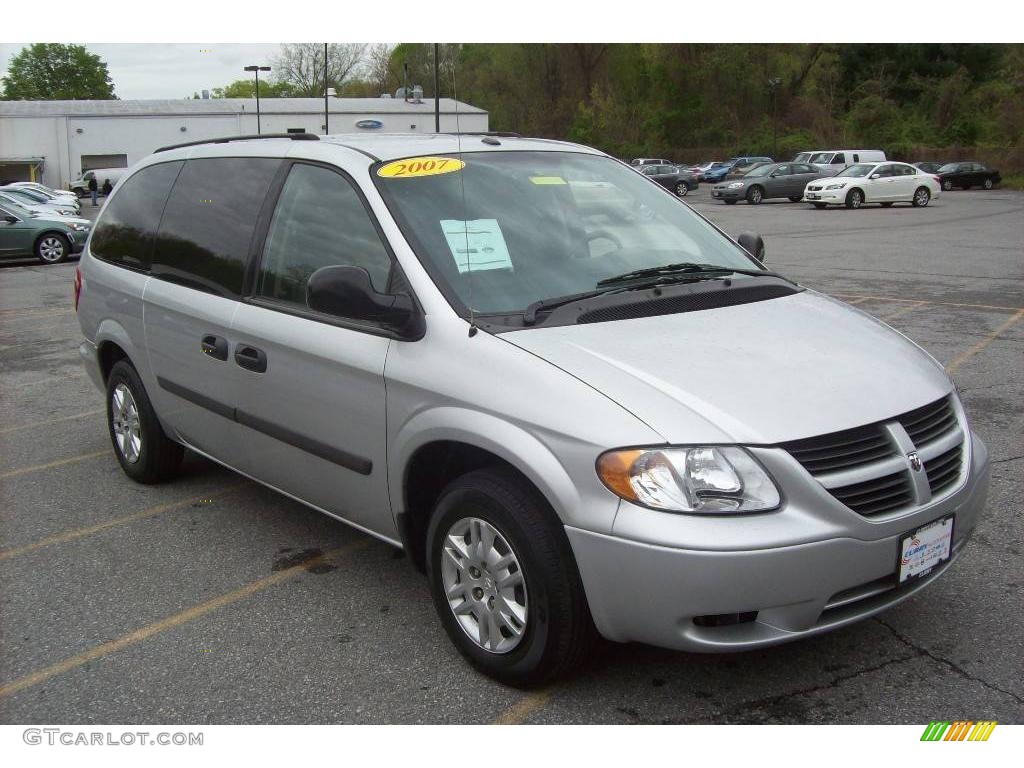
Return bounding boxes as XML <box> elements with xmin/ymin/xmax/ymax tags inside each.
<box><xmin>201</xmin><ymin>334</ymin><xmax>229</xmax><ymax>361</ymax></box>
<box><xmin>234</xmin><ymin>344</ymin><xmax>268</xmax><ymax>373</ymax></box>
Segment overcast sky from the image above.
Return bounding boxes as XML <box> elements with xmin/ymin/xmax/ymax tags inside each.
<box><xmin>0</xmin><ymin>43</ymin><xmax>286</xmax><ymax>99</ymax></box>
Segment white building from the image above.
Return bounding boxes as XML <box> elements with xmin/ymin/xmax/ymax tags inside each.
<box><xmin>0</xmin><ymin>97</ymin><xmax>489</xmax><ymax>189</ymax></box>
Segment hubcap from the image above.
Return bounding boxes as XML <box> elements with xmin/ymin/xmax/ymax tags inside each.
<box><xmin>440</xmin><ymin>517</ymin><xmax>528</xmax><ymax>654</ymax></box>
<box><xmin>916</xmin><ymin>189</ymin><xmax>929</xmax><ymax>205</ymax></box>
<box><xmin>984</xmin><ymin>179</ymin><xmax>992</xmax><ymax>189</ymax></box>
<box><xmin>752</xmin><ymin>189</ymin><xmax>761</xmax><ymax>203</ymax></box>
<box><xmin>852</xmin><ymin>192</ymin><xmax>862</xmax><ymax>208</ymax></box>
<box><xmin>39</xmin><ymin>237</ymin><xmax>65</xmax><ymax>262</ymax></box>
<box><xmin>675</xmin><ymin>183</ymin><xmax>688</xmax><ymax>196</ymax></box>
<box><xmin>111</xmin><ymin>383</ymin><xmax>142</xmax><ymax>463</ymax></box>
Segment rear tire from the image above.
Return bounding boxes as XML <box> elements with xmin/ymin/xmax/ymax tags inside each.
<box><xmin>674</xmin><ymin>182</ymin><xmax>689</xmax><ymax>197</ymax></box>
<box><xmin>983</xmin><ymin>178</ymin><xmax>993</xmax><ymax>190</ymax></box>
<box><xmin>789</xmin><ymin>195</ymin><xmax>802</xmax><ymax>202</ymax></box>
<box><xmin>35</xmin><ymin>233</ymin><xmax>70</xmax><ymax>264</ymax></box>
<box><xmin>912</xmin><ymin>186</ymin><xmax>931</xmax><ymax>207</ymax></box>
<box><xmin>845</xmin><ymin>189</ymin><xmax>864</xmax><ymax>209</ymax></box>
<box><xmin>942</xmin><ymin>179</ymin><xmax>953</xmax><ymax>191</ymax></box>
<box><xmin>426</xmin><ymin>467</ymin><xmax>596</xmax><ymax>687</ymax></box>
<box><xmin>746</xmin><ymin>185</ymin><xmax>764</xmax><ymax>204</ymax></box>
<box><xmin>106</xmin><ymin>360</ymin><xmax>183</xmax><ymax>484</ymax></box>
<box><xmin>724</xmin><ymin>199</ymin><xmax>738</xmax><ymax>205</ymax></box>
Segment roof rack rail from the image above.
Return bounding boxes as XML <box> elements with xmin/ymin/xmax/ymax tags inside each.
<box><xmin>444</xmin><ymin>131</ymin><xmax>522</xmax><ymax>138</ymax></box>
<box><xmin>154</xmin><ymin>132</ymin><xmax>320</xmax><ymax>154</ymax></box>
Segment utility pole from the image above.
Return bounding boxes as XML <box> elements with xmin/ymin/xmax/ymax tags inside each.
<box><xmin>324</xmin><ymin>43</ymin><xmax>329</xmax><ymax>135</ymax></box>
<box><xmin>768</xmin><ymin>77</ymin><xmax>782</xmax><ymax>158</ymax></box>
<box><xmin>434</xmin><ymin>43</ymin><xmax>441</xmax><ymax>133</ymax></box>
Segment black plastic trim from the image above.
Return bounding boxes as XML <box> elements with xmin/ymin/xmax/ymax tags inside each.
<box><xmin>155</xmin><ymin>376</ymin><xmax>372</xmax><ymax>476</ymax></box>
<box><xmin>153</xmin><ymin>133</ymin><xmax>320</xmax><ymax>154</ymax></box>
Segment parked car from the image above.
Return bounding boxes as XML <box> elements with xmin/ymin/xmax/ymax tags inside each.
<box><xmin>70</xmin><ymin>167</ymin><xmax>128</xmax><ymax>197</ymax></box>
<box><xmin>7</xmin><ymin>181</ymin><xmax>80</xmax><ymax>203</ymax></box>
<box><xmin>712</xmin><ymin>162</ymin><xmax>827</xmax><ymax>204</ymax></box>
<box><xmin>629</xmin><ymin>157</ymin><xmax>673</xmax><ymax>168</ymax></box>
<box><xmin>806</xmin><ymin>150</ymin><xmax>887</xmax><ymax>173</ymax></box>
<box><xmin>1</xmin><ymin>183</ymin><xmax>81</xmax><ymax>214</ymax></box>
<box><xmin>912</xmin><ymin>162</ymin><xmax>946</xmax><ymax>174</ymax></box>
<box><xmin>704</xmin><ymin>157</ymin><xmax>773</xmax><ymax>184</ymax></box>
<box><xmin>803</xmin><ymin>161</ymin><xmax>940</xmax><ymax>209</ymax></box>
<box><xmin>685</xmin><ymin>161</ymin><xmax>721</xmax><ymax>181</ymax></box>
<box><xmin>639</xmin><ymin>163</ymin><xmax>699</xmax><ymax>196</ymax></box>
<box><xmin>725</xmin><ymin>159</ymin><xmax>773</xmax><ymax>179</ymax></box>
<box><xmin>0</xmin><ymin>201</ymin><xmax>91</xmax><ymax>263</ymax></box>
<box><xmin>77</xmin><ymin>133</ymin><xmax>987</xmax><ymax>685</ymax></box>
<box><xmin>935</xmin><ymin>162</ymin><xmax>1001</xmax><ymax>191</ymax></box>
<box><xmin>0</xmin><ymin>189</ymin><xmax>79</xmax><ymax>217</ymax></box>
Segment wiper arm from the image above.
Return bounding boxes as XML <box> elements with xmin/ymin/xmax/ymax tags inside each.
<box><xmin>598</xmin><ymin>263</ymin><xmax>792</xmax><ymax>288</ymax></box>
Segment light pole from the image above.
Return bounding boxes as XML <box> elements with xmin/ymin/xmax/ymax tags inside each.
<box><xmin>323</xmin><ymin>43</ymin><xmax>329</xmax><ymax>135</ymax></box>
<box><xmin>244</xmin><ymin>65</ymin><xmax>271</xmax><ymax>135</ymax></box>
<box><xmin>768</xmin><ymin>77</ymin><xmax>782</xmax><ymax>158</ymax></box>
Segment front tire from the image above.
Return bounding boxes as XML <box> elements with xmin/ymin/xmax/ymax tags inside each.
<box><xmin>746</xmin><ymin>185</ymin><xmax>764</xmax><ymax>204</ymax></box>
<box><xmin>983</xmin><ymin>178</ymin><xmax>994</xmax><ymax>190</ymax></box>
<box><xmin>942</xmin><ymin>179</ymin><xmax>953</xmax><ymax>191</ymax></box>
<box><xmin>426</xmin><ymin>467</ymin><xmax>596</xmax><ymax>687</ymax></box>
<box><xmin>724</xmin><ymin>199</ymin><xmax>738</xmax><ymax>205</ymax></box>
<box><xmin>106</xmin><ymin>360</ymin><xmax>183</xmax><ymax>483</ymax></box>
<box><xmin>674</xmin><ymin>182</ymin><xmax>689</xmax><ymax>197</ymax></box>
<box><xmin>789</xmin><ymin>195</ymin><xmax>802</xmax><ymax>202</ymax></box>
<box><xmin>912</xmin><ymin>186</ymin><xmax>931</xmax><ymax>207</ymax></box>
<box><xmin>845</xmin><ymin>188</ymin><xmax>864</xmax><ymax>209</ymax></box>
<box><xmin>35</xmin><ymin>233</ymin><xmax>70</xmax><ymax>264</ymax></box>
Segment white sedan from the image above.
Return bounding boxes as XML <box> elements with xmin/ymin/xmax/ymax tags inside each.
<box><xmin>803</xmin><ymin>161</ymin><xmax>941</xmax><ymax>209</ymax></box>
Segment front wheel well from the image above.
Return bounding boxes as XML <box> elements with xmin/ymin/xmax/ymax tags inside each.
<box><xmin>399</xmin><ymin>441</ymin><xmax>540</xmax><ymax>572</ymax></box>
<box><xmin>33</xmin><ymin>230</ymin><xmax>70</xmax><ymax>250</ymax></box>
<box><xmin>97</xmin><ymin>340</ymin><xmax>130</xmax><ymax>384</ymax></box>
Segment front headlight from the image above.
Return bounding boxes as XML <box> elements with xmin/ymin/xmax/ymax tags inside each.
<box><xmin>727</xmin><ymin>182</ymin><xmax>744</xmax><ymax>189</ymax></box>
<box><xmin>824</xmin><ymin>183</ymin><xmax>846</xmax><ymax>190</ymax></box>
<box><xmin>69</xmin><ymin>223</ymin><xmax>89</xmax><ymax>232</ymax></box>
<box><xmin>597</xmin><ymin>446</ymin><xmax>781</xmax><ymax>513</ymax></box>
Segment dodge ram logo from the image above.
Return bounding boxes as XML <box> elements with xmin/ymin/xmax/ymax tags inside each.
<box><xmin>907</xmin><ymin>451</ymin><xmax>923</xmax><ymax>472</ymax></box>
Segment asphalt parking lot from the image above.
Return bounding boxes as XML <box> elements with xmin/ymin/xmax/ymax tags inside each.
<box><xmin>1</xmin><ymin>186</ymin><xmax>1021</xmax><ymax>724</ymax></box>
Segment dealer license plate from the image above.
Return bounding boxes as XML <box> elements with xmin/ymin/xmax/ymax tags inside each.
<box><xmin>898</xmin><ymin>516</ymin><xmax>954</xmax><ymax>583</ymax></box>
<box><xmin>807</xmin><ymin>193</ymin><xmax>820</xmax><ymax>200</ymax></box>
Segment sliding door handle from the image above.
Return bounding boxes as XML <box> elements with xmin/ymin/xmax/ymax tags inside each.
<box><xmin>201</xmin><ymin>334</ymin><xmax>229</xmax><ymax>361</ymax></box>
<box><xmin>234</xmin><ymin>344</ymin><xmax>268</xmax><ymax>373</ymax></box>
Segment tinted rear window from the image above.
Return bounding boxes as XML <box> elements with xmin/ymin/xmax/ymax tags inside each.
<box><xmin>90</xmin><ymin>161</ymin><xmax>182</xmax><ymax>270</ymax></box>
<box><xmin>151</xmin><ymin>157</ymin><xmax>280</xmax><ymax>297</ymax></box>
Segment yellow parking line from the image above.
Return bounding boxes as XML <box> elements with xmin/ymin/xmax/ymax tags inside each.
<box><xmin>0</xmin><ymin>308</ymin><xmax>72</xmax><ymax>321</ymax></box>
<box><xmin>0</xmin><ymin>449</ymin><xmax>109</xmax><ymax>480</ymax></box>
<box><xmin>832</xmin><ymin>294</ymin><xmax>1022</xmax><ymax>313</ymax></box>
<box><xmin>0</xmin><ymin>484</ymin><xmax>246</xmax><ymax>562</ymax></box>
<box><xmin>7</xmin><ymin>371</ymin><xmax>87</xmax><ymax>390</ymax></box>
<box><xmin>881</xmin><ymin>300</ymin><xmax>928</xmax><ymax>322</ymax></box>
<box><xmin>946</xmin><ymin>308</ymin><xmax>1024</xmax><ymax>374</ymax></box>
<box><xmin>845</xmin><ymin>297</ymin><xmax>871</xmax><ymax>305</ymax></box>
<box><xmin>0</xmin><ymin>539</ymin><xmax>369</xmax><ymax>699</ymax></box>
<box><xmin>492</xmin><ymin>688</ymin><xmax>555</xmax><ymax>724</ymax></box>
<box><xmin>0</xmin><ymin>408</ymin><xmax>105</xmax><ymax>435</ymax></box>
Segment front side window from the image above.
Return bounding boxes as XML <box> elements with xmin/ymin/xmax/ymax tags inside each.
<box><xmin>836</xmin><ymin>164</ymin><xmax>875</xmax><ymax>178</ymax></box>
<box><xmin>151</xmin><ymin>157</ymin><xmax>280</xmax><ymax>297</ymax></box>
<box><xmin>374</xmin><ymin>151</ymin><xmax>762</xmax><ymax>317</ymax></box>
<box><xmin>832</xmin><ymin>154</ymin><xmax>846</xmax><ymax>165</ymax></box>
<box><xmin>746</xmin><ymin>164</ymin><xmax>776</xmax><ymax>177</ymax></box>
<box><xmin>257</xmin><ymin>163</ymin><xmax>392</xmax><ymax>310</ymax></box>
<box><xmin>938</xmin><ymin>163</ymin><xmax>959</xmax><ymax>173</ymax></box>
<box><xmin>809</xmin><ymin>152</ymin><xmax>834</xmax><ymax>164</ymax></box>
<box><xmin>90</xmin><ymin>161</ymin><xmax>182</xmax><ymax>270</ymax></box>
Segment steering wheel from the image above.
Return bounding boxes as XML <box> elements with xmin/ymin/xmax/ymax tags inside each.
<box><xmin>585</xmin><ymin>228</ymin><xmax>623</xmax><ymax>258</ymax></box>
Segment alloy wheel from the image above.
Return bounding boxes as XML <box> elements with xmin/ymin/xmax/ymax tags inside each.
<box><xmin>38</xmin><ymin>236</ymin><xmax>66</xmax><ymax>262</ymax></box>
<box><xmin>914</xmin><ymin>188</ymin><xmax>930</xmax><ymax>207</ymax></box>
<box><xmin>675</xmin><ymin>182</ymin><xmax>688</xmax><ymax>197</ymax></box>
<box><xmin>984</xmin><ymin>179</ymin><xmax>993</xmax><ymax>189</ymax></box>
<box><xmin>440</xmin><ymin>517</ymin><xmax>528</xmax><ymax>654</ymax></box>
<box><xmin>111</xmin><ymin>383</ymin><xmax>142</xmax><ymax>463</ymax></box>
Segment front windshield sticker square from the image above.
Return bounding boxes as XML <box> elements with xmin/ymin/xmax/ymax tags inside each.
<box><xmin>441</xmin><ymin>219</ymin><xmax>514</xmax><ymax>274</ymax></box>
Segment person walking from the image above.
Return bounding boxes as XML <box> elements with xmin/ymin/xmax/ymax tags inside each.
<box><xmin>88</xmin><ymin>175</ymin><xmax>98</xmax><ymax>207</ymax></box>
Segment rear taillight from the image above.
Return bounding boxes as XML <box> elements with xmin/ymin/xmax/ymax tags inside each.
<box><xmin>73</xmin><ymin>266</ymin><xmax>82</xmax><ymax>311</ymax></box>
<box><xmin>933</xmin><ymin>176</ymin><xmax>941</xmax><ymax>182</ymax></box>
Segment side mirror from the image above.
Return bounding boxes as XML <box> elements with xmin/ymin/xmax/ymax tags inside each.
<box><xmin>306</xmin><ymin>265</ymin><xmax>422</xmax><ymax>337</ymax></box>
<box><xmin>737</xmin><ymin>232</ymin><xmax>766</xmax><ymax>263</ymax></box>
<box><xmin>870</xmin><ymin>173</ymin><xmax>881</xmax><ymax>179</ymax></box>
<box><xmin>2</xmin><ymin>215</ymin><xmax>17</xmax><ymax>224</ymax></box>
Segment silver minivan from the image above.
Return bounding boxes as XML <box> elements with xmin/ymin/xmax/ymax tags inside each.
<box><xmin>76</xmin><ymin>133</ymin><xmax>989</xmax><ymax>685</ymax></box>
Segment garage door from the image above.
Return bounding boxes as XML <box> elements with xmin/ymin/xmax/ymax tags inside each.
<box><xmin>80</xmin><ymin>154</ymin><xmax>128</xmax><ymax>172</ymax></box>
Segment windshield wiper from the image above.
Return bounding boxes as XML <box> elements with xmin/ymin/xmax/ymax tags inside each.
<box><xmin>597</xmin><ymin>262</ymin><xmax>787</xmax><ymax>287</ymax></box>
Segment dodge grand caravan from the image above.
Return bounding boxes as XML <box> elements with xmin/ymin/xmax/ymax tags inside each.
<box><xmin>77</xmin><ymin>133</ymin><xmax>989</xmax><ymax>685</ymax></box>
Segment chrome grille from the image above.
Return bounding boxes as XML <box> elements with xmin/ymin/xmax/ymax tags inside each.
<box><xmin>782</xmin><ymin>395</ymin><xmax>965</xmax><ymax>518</ymax></box>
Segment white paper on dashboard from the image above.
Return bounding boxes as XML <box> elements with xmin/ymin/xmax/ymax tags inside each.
<box><xmin>440</xmin><ymin>219</ymin><xmax>513</xmax><ymax>274</ymax></box>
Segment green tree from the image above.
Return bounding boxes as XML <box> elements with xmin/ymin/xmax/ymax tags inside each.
<box><xmin>213</xmin><ymin>78</ymin><xmax>297</xmax><ymax>99</ymax></box>
<box><xmin>1</xmin><ymin>43</ymin><xmax>116</xmax><ymax>100</ymax></box>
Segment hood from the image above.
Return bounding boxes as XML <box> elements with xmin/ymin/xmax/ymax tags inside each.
<box><xmin>32</xmin><ymin>213</ymin><xmax>89</xmax><ymax>227</ymax></box>
<box><xmin>502</xmin><ymin>290</ymin><xmax>952</xmax><ymax>445</ymax></box>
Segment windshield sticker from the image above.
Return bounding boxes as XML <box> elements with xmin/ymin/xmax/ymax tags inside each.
<box><xmin>529</xmin><ymin>176</ymin><xmax>567</xmax><ymax>185</ymax></box>
<box><xmin>377</xmin><ymin>157</ymin><xmax>465</xmax><ymax>178</ymax></box>
<box><xmin>441</xmin><ymin>219</ymin><xmax>513</xmax><ymax>274</ymax></box>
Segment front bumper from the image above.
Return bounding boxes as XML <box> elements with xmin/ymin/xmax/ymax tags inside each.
<box><xmin>67</xmin><ymin>231</ymin><xmax>88</xmax><ymax>253</ymax></box>
<box><xmin>711</xmin><ymin>187</ymin><xmax>744</xmax><ymax>200</ymax></box>
<box><xmin>567</xmin><ymin>431</ymin><xmax>989</xmax><ymax>652</ymax></box>
<box><xmin>79</xmin><ymin>339</ymin><xmax>104</xmax><ymax>391</ymax></box>
<box><xmin>803</xmin><ymin>189</ymin><xmax>846</xmax><ymax>204</ymax></box>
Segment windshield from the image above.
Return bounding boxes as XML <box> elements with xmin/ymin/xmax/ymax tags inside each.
<box><xmin>373</xmin><ymin>151</ymin><xmax>761</xmax><ymax>316</ymax></box>
<box><xmin>793</xmin><ymin>153</ymin><xmax>812</xmax><ymax>162</ymax></box>
<box><xmin>809</xmin><ymin>152</ymin><xmax>834</xmax><ymax>164</ymax></box>
<box><xmin>937</xmin><ymin>163</ymin><xmax>959</xmax><ymax>173</ymax></box>
<box><xmin>836</xmin><ymin>164</ymin><xmax>875</xmax><ymax>178</ymax></box>
<box><xmin>745</xmin><ymin>164</ymin><xmax>775</xmax><ymax>177</ymax></box>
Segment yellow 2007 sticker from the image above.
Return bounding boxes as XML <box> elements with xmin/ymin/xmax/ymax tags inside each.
<box><xmin>376</xmin><ymin>156</ymin><xmax>465</xmax><ymax>178</ymax></box>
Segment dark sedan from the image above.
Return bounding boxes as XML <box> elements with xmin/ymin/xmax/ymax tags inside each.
<box><xmin>711</xmin><ymin>162</ymin><xmax>827</xmax><ymax>204</ymax></box>
<box><xmin>913</xmin><ymin>161</ymin><xmax>946</xmax><ymax>174</ymax></box>
<box><xmin>638</xmin><ymin>163</ymin><xmax>699</xmax><ymax>196</ymax></box>
<box><xmin>936</xmin><ymin>162</ymin><xmax>1001</xmax><ymax>191</ymax></box>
